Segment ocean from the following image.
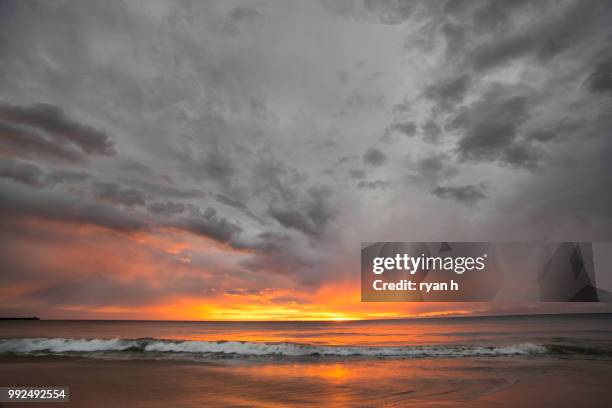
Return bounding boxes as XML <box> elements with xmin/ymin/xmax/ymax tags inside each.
<box><xmin>1</xmin><ymin>313</ymin><xmax>612</xmax><ymax>406</ymax></box>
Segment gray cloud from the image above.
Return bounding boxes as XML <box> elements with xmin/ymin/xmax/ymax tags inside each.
<box><xmin>0</xmin><ymin>121</ymin><xmax>85</xmax><ymax>164</ymax></box>
<box><xmin>422</xmin><ymin>120</ymin><xmax>443</xmax><ymax>145</ymax></box>
<box><xmin>0</xmin><ymin>184</ymin><xmax>146</xmax><ymax>233</ymax></box>
<box><xmin>124</xmin><ymin>180</ymin><xmax>206</xmax><ymax>199</ymax></box>
<box><xmin>411</xmin><ymin>153</ymin><xmax>458</xmax><ymax>185</ymax></box>
<box><xmin>147</xmin><ymin>201</ymin><xmax>186</xmax><ymax>217</ymax></box>
<box><xmin>92</xmin><ymin>182</ymin><xmax>146</xmax><ymax>207</ymax></box>
<box><xmin>424</xmin><ymin>74</ymin><xmax>471</xmax><ymax>111</ymax></box>
<box><xmin>269</xmin><ymin>187</ymin><xmax>334</xmax><ymax>238</ymax></box>
<box><xmin>0</xmin><ymin>160</ymin><xmax>46</xmax><ymax>187</ymax></box>
<box><xmin>466</xmin><ymin>0</ymin><xmax>611</xmax><ymax>72</ymax></box>
<box><xmin>179</xmin><ymin>206</ymin><xmax>243</xmax><ymax>245</ymax></box>
<box><xmin>215</xmin><ymin>194</ymin><xmax>248</xmax><ymax>211</ymax></box>
<box><xmin>449</xmin><ymin>84</ymin><xmax>541</xmax><ymax>169</ymax></box>
<box><xmin>223</xmin><ymin>6</ymin><xmax>263</xmax><ymax>36</ymax></box>
<box><xmin>348</xmin><ymin>169</ymin><xmax>366</xmax><ymax>180</ymax></box>
<box><xmin>384</xmin><ymin>121</ymin><xmax>417</xmax><ymax>138</ymax></box>
<box><xmin>0</xmin><ymin>103</ymin><xmax>116</xmax><ymax>161</ymax></box>
<box><xmin>363</xmin><ymin>147</ymin><xmax>387</xmax><ymax>167</ymax></box>
<box><xmin>586</xmin><ymin>56</ymin><xmax>612</xmax><ymax>96</ymax></box>
<box><xmin>431</xmin><ymin>184</ymin><xmax>487</xmax><ymax>205</ymax></box>
<box><xmin>0</xmin><ymin>159</ymin><xmax>90</xmax><ymax>187</ymax></box>
<box><xmin>357</xmin><ymin>180</ymin><xmax>388</xmax><ymax>190</ymax></box>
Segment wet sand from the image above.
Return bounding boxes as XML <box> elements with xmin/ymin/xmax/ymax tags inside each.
<box><xmin>1</xmin><ymin>356</ymin><xmax>611</xmax><ymax>407</ymax></box>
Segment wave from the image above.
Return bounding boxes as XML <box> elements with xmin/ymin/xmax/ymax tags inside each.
<box><xmin>0</xmin><ymin>337</ymin><xmax>583</xmax><ymax>360</ymax></box>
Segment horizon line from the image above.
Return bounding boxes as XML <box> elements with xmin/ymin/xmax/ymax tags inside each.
<box><xmin>3</xmin><ymin>311</ymin><xmax>611</xmax><ymax>323</ymax></box>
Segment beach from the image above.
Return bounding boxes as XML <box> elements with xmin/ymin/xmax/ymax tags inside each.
<box><xmin>2</xmin><ymin>355</ymin><xmax>612</xmax><ymax>407</ymax></box>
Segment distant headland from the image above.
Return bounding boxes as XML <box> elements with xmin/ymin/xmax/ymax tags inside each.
<box><xmin>0</xmin><ymin>317</ymin><xmax>40</xmax><ymax>320</ymax></box>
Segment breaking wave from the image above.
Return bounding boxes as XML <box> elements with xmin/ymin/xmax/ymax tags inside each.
<box><xmin>0</xmin><ymin>337</ymin><xmax>589</xmax><ymax>360</ymax></box>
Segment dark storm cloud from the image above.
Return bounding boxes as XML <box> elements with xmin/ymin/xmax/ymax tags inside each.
<box><xmin>118</xmin><ymin>160</ymin><xmax>172</xmax><ymax>183</ymax></box>
<box><xmin>363</xmin><ymin>147</ymin><xmax>387</xmax><ymax>167</ymax></box>
<box><xmin>47</xmin><ymin>169</ymin><xmax>91</xmax><ymax>184</ymax></box>
<box><xmin>0</xmin><ymin>160</ymin><xmax>46</xmax><ymax>187</ymax></box>
<box><xmin>0</xmin><ymin>103</ymin><xmax>116</xmax><ymax>159</ymax></box>
<box><xmin>585</xmin><ymin>56</ymin><xmax>612</xmax><ymax>95</ymax></box>
<box><xmin>269</xmin><ymin>208</ymin><xmax>318</xmax><ymax>237</ymax></box>
<box><xmin>449</xmin><ymin>84</ymin><xmax>541</xmax><ymax>169</ymax></box>
<box><xmin>269</xmin><ymin>187</ymin><xmax>334</xmax><ymax>238</ymax></box>
<box><xmin>176</xmin><ymin>149</ymin><xmax>235</xmax><ymax>185</ymax></box>
<box><xmin>0</xmin><ymin>185</ymin><xmax>146</xmax><ymax>232</ymax></box>
<box><xmin>0</xmin><ymin>178</ymin><xmax>250</xmax><ymax>249</ymax></box>
<box><xmin>250</xmin><ymin>159</ymin><xmax>305</xmax><ymax>203</ymax></box>
<box><xmin>466</xmin><ymin>0</ymin><xmax>611</xmax><ymax>72</ymax></box>
<box><xmin>410</xmin><ymin>153</ymin><xmax>458</xmax><ymax>185</ymax></box>
<box><xmin>147</xmin><ymin>201</ymin><xmax>186</xmax><ymax>217</ymax></box>
<box><xmin>178</xmin><ymin>206</ymin><xmax>243</xmax><ymax>245</ymax></box>
<box><xmin>215</xmin><ymin>194</ymin><xmax>249</xmax><ymax>210</ymax></box>
<box><xmin>424</xmin><ymin>74</ymin><xmax>471</xmax><ymax>111</ymax></box>
<box><xmin>92</xmin><ymin>182</ymin><xmax>146</xmax><ymax>207</ymax></box>
<box><xmin>431</xmin><ymin>184</ymin><xmax>487</xmax><ymax>205</ymax></box>
<box><xmin>0</xmin><ymin>159</ymin><xmax>91</xmax><ymax>188</ymax></box>
<box><xmin>124</xmin><ymin>180</ymin><xmax>206</xmax><ymax>199</ymax></box>
<box><xmin>215</xmin><ymin>193</ymin><xmax>264</xmax><ymax>223</ymax></box>
<box><xmin>239</xmin><ymin>231</ymin><xmax>325</xmax><ymax>278</ymax></box>
<box><xmin>0</xmin><ymin>121</ymin><xmax>85</xmax><ymax>163</ymax></box>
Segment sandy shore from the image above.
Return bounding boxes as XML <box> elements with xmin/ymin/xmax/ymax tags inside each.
<box><xmin>1</xmin><ymin>356</ymin><xmax>611</xmax><ymax>407</ymax></box>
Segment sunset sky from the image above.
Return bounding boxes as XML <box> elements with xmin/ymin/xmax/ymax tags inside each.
<box><xmin>1</xmin><ymin>0</ymin><xmax>612</xmax><ymax>320</ymax></box>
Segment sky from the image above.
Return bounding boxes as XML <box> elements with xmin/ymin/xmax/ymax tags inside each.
<box><xmin>1</xmin><ymin>0</ymin><xmax>612</xmax><ymax>320</ymax></box>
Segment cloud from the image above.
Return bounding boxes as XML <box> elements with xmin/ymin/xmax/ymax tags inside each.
<box><xmin>215</xmin><ymin>194</ymin><xmax>248</xmax><ymax>210</ymax></box>
<box><xmin>228</xmin><ymin>6</ymin><xmax>262</xmax><ymax>23</ymax></box>
<box><xmin>424</xmin><ymin>74</ymin><xmax>471</xmax><ymax>111</ymax></box>
<box><xmin>363</xmin><ymin>147</ymin><xmax>387</xmax><ymax>167</ymax></box>
<box><xmin>269</xmin><ymin>187</ymin><xmax>334</xmax><ymax>238</ymax></box>
<box><xmin>0</xmin><ymin>121</ymin><xmax>85</xmax><ymax>164</ymax></box>
<box><xmin>463</xmin><ymin>1</ymin><xmax>611</xmax><ymax>72</ymax></box>
<box><xmin>357</xmin><ymin>180</ymin><xmax>388</xmax><ymax>190</ymax></box>
<box><xmin>0</xmin><ymin>159</ymin><xmax>90</xmax><ymax>188</ymax></box>
<box><xmin>0</xmin><ymin>160</ymin><xmax>46</xmax><ymax>187</ymax></box>
<box><xmin>585</xmin><ymin>57</ymin><xmax>612</xmax><ymax>96</ymax></box>
<box><xmin>178</xmin><ymin>206</ymin><xmax>243</xmax><ymax>245</ymax></box>
<box><xmin>269</xmin><ymin>207</ymin><xmax>317</xmax><ymax>237</ymax></box>
<box><xmin>0</xmin><ymin>185</ymin><xmax>146</xmax><ymax>233</ymax></box>
<box><xmin>348</xmin><ymin>169</ymin><xmax>366</xmax><ymax>180</ymax></box>
<box><xmin>449</xmin><ymin>84</ymin><xmax>541</xmax><ymax>169</ymax></box>
<box><xmin>0</xmin><ymin>103</ymin><xmax>116</xmax><ymax>163</ymax></box>
<box><xmin>422</xmin><ymin>120</ymin><xmax>443</xmax><ymax>144</ymax></box>
<box><xmin>224</xmin><ymin>6</ymin><xmax>263</xmax><ymax>36</ymax></box>
<box><xmin>177</xmin><ymin>149</ymin><xmax>236</xmax><ymax>185</ymax></box>
<box><xmin>410</xmin><ymin>153</ymin><xmax>458</xmax><ymax>185</ymax></box>
<box><xmin>147</xmin><ymin>201</ymin><xmax>186</xmax><ymax>217</ymax></box>
<box><xmin>362</xmin><ymin>0</ymin><xmax>417</xmax><ymax>25</ymax></box>
<box><xmin>124</xmin><ymin>180</ymin><xmax>206</xmax><ymax>199</ymax></box>
<box><xmin>431</xmin><ymin>184</ymin><xmax>487</xmax><ymax>205</ymax></box>
<box><xmin>384</xmin><ymin>121</ymin><xmax>417</xmax><ymax>138</ymax></box>
<box><xmin>92</xmin><ymin>182</ymin><xmax>146</xmax><ymax>207</ymax></box>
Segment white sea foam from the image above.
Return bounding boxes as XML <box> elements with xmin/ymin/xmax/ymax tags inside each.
<box><xmin>0</xmin><ymin>337</ymin><xmax>549</xmax><ymax>358</ymax></box>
